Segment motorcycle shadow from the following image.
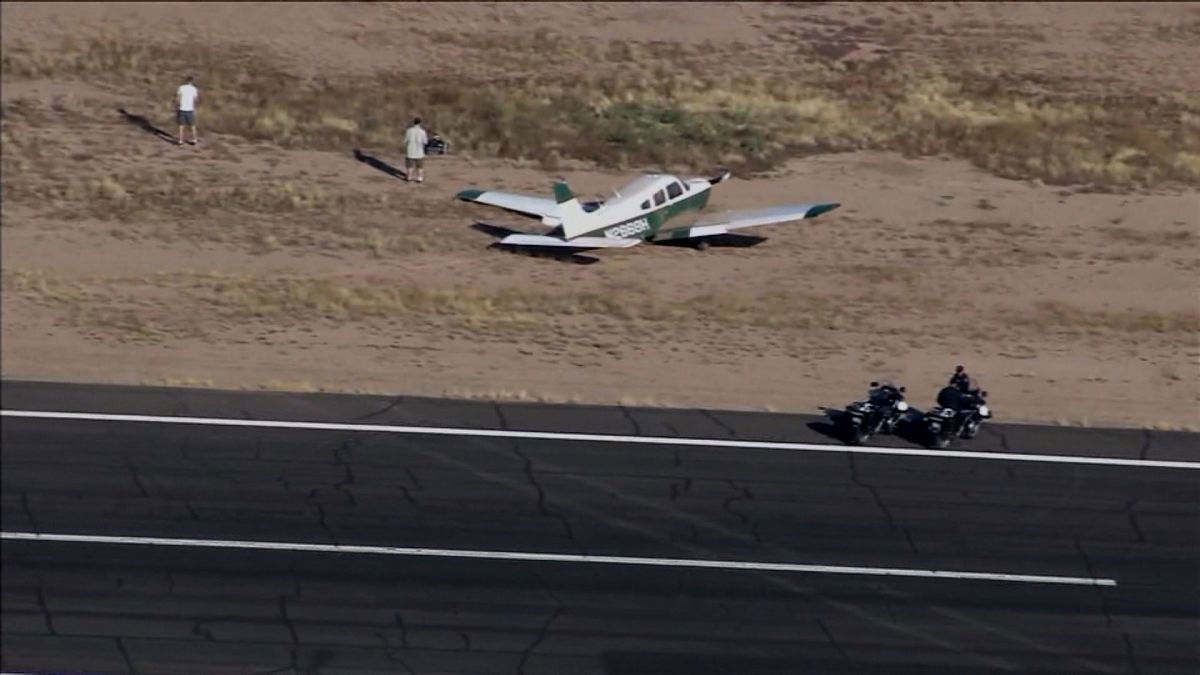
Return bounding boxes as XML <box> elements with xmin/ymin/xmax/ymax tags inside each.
<box><xmin>808</xmin><ymin>409</ymin><xmax>930</xmax><ymax>448</ymax></box>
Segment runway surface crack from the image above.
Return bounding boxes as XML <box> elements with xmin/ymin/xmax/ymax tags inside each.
<box><xmin>115</xmin><ymin>637</ymin><xmax>138</xmax><ymax>674</ymax></box>
<box><xmin>353</xmin><ymin>395</ymin><xmax>406</xmax><ymax>422</ymax></box>
<box><xmin>495</xmin><ymin>403</ymin><xmax>511</xmax><ymax>430</ymax></box>
<box><xmin>849</xmin><ymin>454</ymin><xmax>896</xmax><ymax>529</ymax></box>
<box><xmin>518</xmin><ymin>603</ymin><xmax>563</xmax><ymax>675</ymax></box>
<box><xmin>513</xmin><ymin>442</ymin><xmax>574</xmax><ymax>541</ymax></box>
<box><xmin>279</xmin><ymin>595</ymin><xmax>300</xmax><ymax>645</ymax></box>
<box><xmin>1138</xmin><ymin>428</ymin><xmax>1151</xmax><ymax>460</ymax></box>
<box><xmin>668</xmin><ymin>476</ymin><xmax>693</xmax><ymax>502</ymax></box>
<box><xmin>983</xmin><ymin>424</ymin><xmax>1014</xmax><ymax>453</ymax></box>
<box><xmin>35</xmin><ymin>583</ymin><xmax>56</xmax><ymax>635</ymax></box>
<box><xmin>722</xmin><ymin>486</ymin><xmax>760</xmax><ymax>543</ymax></box>
<box><xmin>21</xmin><ymin>490</ymin><xmax>40</xmax><ymax>534</ymax></box>
<box><xmin>702</xmin><ymin>410</ymin><xmax>737</xmax><ymax>438</ymax></box>
<box><xmin>1126</xmin><ymin>499</ymin><xmax>1147</xmax><ymax>543</ymax></box>
<box><xmin>405</xmin><ymin>467</ymin><xmax>424</xmax><ymax>492</ymax></box>
<box><xmin>191</xmin><ymin>616</ymin><xmax>223</xmax><ymax>642</ymax></box>
<box><xmin>332</xmin><ymin>442</ymin><xmax>358</xmax><ymax>507</ymax></box>
<box><xmin>1124</xmin><ymin>633</ymin><xmax>1143</xmax><ymax>675</ymax></box>
<box><xmin>620</xmin><ymin>406</ymin><xmax>643</xmax><ymax>435</ymax></box>
<box><xmin>394</xmin><ymin>611</ymin><xmax>410</xmax><ymax>647</ymax></box>
<box><xmin>1074</xmin><ymin>539</ymin><xmax>1113</xmax><ymax>627</ymax></box>
<box><xmin>126</xmin><ymin>459</ymin><xmax>150</xmax><ymax>498</ymax></box>
<box><xmin>183</xmin><ymin>501</ymin><xmax>200</xmax><ymax>521</ymax></box>
<box><xmin>252</xmin><ymin>647</ymin><xmax>300</xmax><ymax>675</ymax></box>
<box><xmin>817</xmin><ymin>618</ymin><xmax>851</xmax><ymax>663</ymax></box>
<box><xmin>376</xmin><ymin>630</ymin><xmax>416</xmax><ymax>674</ymax></box>
<box><xmin>290</xmin><ymin>561</ymin><xmax>303</xmax><ymax>599</ymax></box>
<box><xmin>904</xmin><ymin>528</ymin><xmax>922</xmax><ymax>557</ymax></box>
<box><xmin>312</xmin><ymin>502</ymin><xmax>338</xmax><ymax>545</ymax></box>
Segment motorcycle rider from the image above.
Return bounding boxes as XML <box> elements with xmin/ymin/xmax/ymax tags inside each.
<box><xmin>949</xmin><ymin>365</ymin><xmax>974</xmax><ymax>392</ymax></box>
<box><xmin>868</xmin><ymin>380</ymin><xmax>906</xmax><ymax>406</ymax></box>
<box><xmin>938</xmin><ymin>366</ymin><xmax>988</xmax><ymax>413</ymax></box>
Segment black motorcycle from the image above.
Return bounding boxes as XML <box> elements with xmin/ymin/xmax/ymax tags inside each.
<box><xmin>839</xmin><ymin>383</ymin><xmax>910</xmax><ymax>445</ymax></box>
<box><xmin>923</xmin><ymin>388</ymin><xmax>992</xmax><ymax>449</ymax></box>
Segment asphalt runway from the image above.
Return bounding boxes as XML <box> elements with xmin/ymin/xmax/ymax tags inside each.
<box><xmin>2</xmin><ymin>379</ymin><xmax>1197</xmax><ymax>674</ymax></box>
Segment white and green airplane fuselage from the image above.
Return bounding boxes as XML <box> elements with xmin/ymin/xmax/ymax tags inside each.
<box><xmin>456</xmin><ymin>169</ymin><xmax>839</xmax><ymax>251</ymax></box>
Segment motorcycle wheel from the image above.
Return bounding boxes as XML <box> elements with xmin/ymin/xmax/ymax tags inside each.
<box><xmin>962</xmin><ymin>420</ymin><xmax>980</xmax><ymax>439</ymax></box>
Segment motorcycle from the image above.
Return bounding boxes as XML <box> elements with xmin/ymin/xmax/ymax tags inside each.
<box><xmin>839</xmin><ymin>383</ymin><xmax>910</xmax><ymax>445</ymax></box>
<box><xmin>923</xmin><ymin>390</ymin><xmax>992</xmax><ymax>449</ymax></box>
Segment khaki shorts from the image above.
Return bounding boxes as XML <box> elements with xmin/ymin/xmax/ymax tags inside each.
<box><xmin>405</xmin><ymin>157</ymin><xmax>424</xmax><ymax>169</ymax></box>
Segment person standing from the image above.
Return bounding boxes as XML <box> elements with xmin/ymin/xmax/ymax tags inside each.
<box><xmin>403</xmin><ymin>117</ymin><xmax>428</xmax><ymax>183</ymax></box>
<box><xmin>176</xmin><ymin>75</ymin><xmax>200</xmax><ymax>146</ymax></box>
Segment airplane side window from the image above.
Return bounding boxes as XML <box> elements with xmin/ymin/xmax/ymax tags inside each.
<box><xmin>654</xmin><ymin>190</ymin><xmax>666</xmax><ymax>206</ymax></box>
<box><xmin>667</xmin><ymin>182</ymin><xmax>683</xmax><ymax>199</ymax></box>
<box><xmin>641</xmin><ymin>200</ymin><xmax>650</xmax><ymax>210</ymax></box>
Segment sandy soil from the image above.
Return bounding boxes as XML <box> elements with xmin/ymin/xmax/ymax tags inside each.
<box><xmin>2</xmin><ymin>2</ymin><xmax>1197</xmax><ymax>429</ymax></box>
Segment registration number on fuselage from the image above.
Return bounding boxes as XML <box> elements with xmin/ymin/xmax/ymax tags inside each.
<box><xmin>604</xmin><ymin>218</ymin><xmax>651</xmax><ymax>239</ymax></box>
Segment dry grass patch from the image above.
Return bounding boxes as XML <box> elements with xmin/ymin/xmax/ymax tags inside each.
<box><xmin>1</xmin><ymin>153</ymin><xmax>467</xmax><ymax>254</ymax></box>
<box><xmin>1020</xmin><ymin>301</ymin><xmax>1200</xmax><ymax>336</ymax></box>
<box><xmin>41</xmin><ymin>274</ymin><xmax>858</xmax><ymax>333</ymax></box>
<box><xmin>1099</xmin><ymin>225</ymin><xmax>1196</xmax><ymax>247</ymax></box>
<box><xmin>3</xmin><ymin>32</ymin><xmax>1197</xmax><ymax>187</ymax></box>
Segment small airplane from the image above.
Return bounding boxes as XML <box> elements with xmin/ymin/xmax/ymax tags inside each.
<box><xmin>455</xmin><ymin>170</ymin><xmax>840</xmax><ymax>253</ymax></box>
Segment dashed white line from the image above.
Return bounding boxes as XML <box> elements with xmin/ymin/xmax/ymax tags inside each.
<box><xmin>2</xmin><ymin>409</ymin><xmax>1196</xmax><ymax>469</ymax></box>
<box><xmin>0</xmin><ymin>531</ymin><xmax>1117</xmax><ymax>586</ymax></box>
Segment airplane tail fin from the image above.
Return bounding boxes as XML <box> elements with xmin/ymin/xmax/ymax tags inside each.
<box><xmin>553</xmin><ymin>180</ymin><xmax>577</xmax><ymax>205</ymax></box>
<box><xmin>550</xmin><ymin>179</ymin><xmax>592</xmax><ymax>239</ymax></box>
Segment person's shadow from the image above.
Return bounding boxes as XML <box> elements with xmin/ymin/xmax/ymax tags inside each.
<box><xmin>117</xmin><ymin>108</ymin><xmax>177</xmax><ymax>144</ymax></box>
<box><xmin>352</xmin><ymin>148</ymin><xmax>408</xmax><ymax>181</ymax></box>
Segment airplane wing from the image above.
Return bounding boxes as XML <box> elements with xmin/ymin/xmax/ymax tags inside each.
<box><xmin>497</xmin><ymin>234</ymin><xmax>641</xmax><ymax>249</ymax></box>
<box><xmin>457</xmin><ymin>188</ymin><xmax>559</xmax><ymax>220</ymax></box>
<box><xmin>653</xmin><ymin>202</ymin><xmax>840</xmax><ymax>241</ymax></box>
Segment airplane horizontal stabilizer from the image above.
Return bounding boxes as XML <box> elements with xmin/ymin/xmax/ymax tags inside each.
<box><xmin>456</xmin><ymin>188</ymin><xmax>559</xmax><ymax>220</ymax></box>
<box><xmin>497</xmin><ymin>234</ymin><xmax>641</xmax><ymax>249</ymax></box>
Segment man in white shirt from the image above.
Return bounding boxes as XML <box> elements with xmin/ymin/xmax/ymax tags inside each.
<box><xmin>176</xmin><ymin>76</ymin><xmax>200</xmax><ymax>146</ymax></box>
<box><xmin>403</xmin><ymin>117</ymin><xmax>428</xmax><ymax>183</ymax></box>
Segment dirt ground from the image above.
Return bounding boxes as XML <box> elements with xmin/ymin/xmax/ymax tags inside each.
<box><xmin>2</xmin><ymin>2</ymin><xmax>1197</xmax><ymax>429</ymax></box>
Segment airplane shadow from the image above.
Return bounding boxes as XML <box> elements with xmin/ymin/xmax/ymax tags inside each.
<box><xmin>651</xmin><ymin>233</ymin><xmax>768</xmax><ymax>249</ymax></box>
<box><xmin>472</xmin><ymin>222</ymin><xmax>599</xmax><ymax>265</ymax></box>
<box><xmin>352</xmin><ymin>148</ymin><xmax>407</xmax><ymax>181</ymax></box>
<box><xmin>117</xmin><ymin>108</ymin><xmax>177</xmax><ymax>144</ymax></box>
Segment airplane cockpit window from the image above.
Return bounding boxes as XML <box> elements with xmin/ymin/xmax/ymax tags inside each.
<box><xmin>641</xmin><ymin>200</ymin><xmax>651</xmax><ymax>210</ymax></box>
<box><xmin>654</xmin><ymin>190</ymin><xmax>666</xmax><ymax>206</ymax></box>
<box><xmin>667</xmin><ymin>182</ymin><xmax>683</xmax><ymax>199</ymax></box>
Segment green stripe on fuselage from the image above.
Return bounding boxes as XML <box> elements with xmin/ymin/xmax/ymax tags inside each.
<box><xmin>586</xmin><ymin>187</ymin><xmax>712</xmax><ymax>240</ymax></box>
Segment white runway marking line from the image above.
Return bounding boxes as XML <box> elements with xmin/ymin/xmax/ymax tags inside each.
<box><xmin>1</xmin><ymin>532</ymin><xmax>1117</xmax><ymax>586</ymax></box>
<box><xmin>3</xmin><ymin>409</ymin><xmax>1197</xmax><ymax>469</ymax></box>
